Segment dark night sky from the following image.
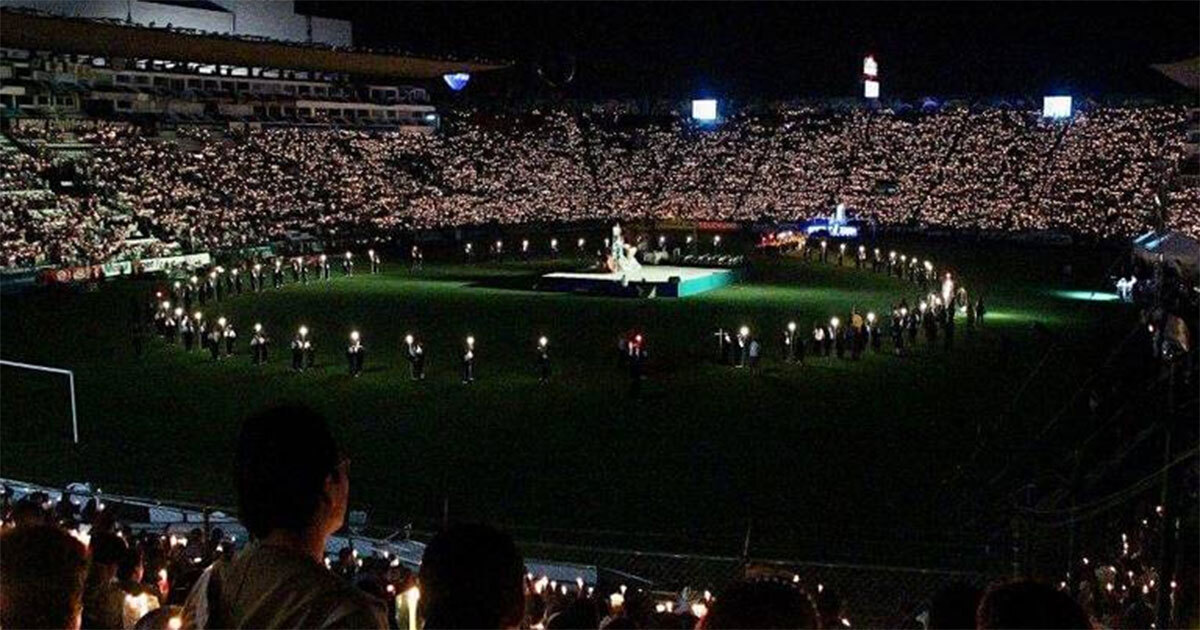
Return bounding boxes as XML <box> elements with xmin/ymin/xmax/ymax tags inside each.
<box><xmin>300</xmin><ymin>2</ymin><xmax>1199</xmax><ymax>99</ymax></box>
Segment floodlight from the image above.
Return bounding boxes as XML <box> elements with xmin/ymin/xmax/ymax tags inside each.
<box><xmin>863</xmin><ymin>55</ymin><xmax>878</xmax><ymax>77</ymax></box>
<box><xmin>443</xmin><ymin>72</ymin><xmax>471</xmax><ymax>91</ymax></box>
<box><xmin>691</xmin><ymin>99</ymin><xmax>718</xmax><ymax>121</ymax></box>
<box><xmin>1043</xmin><ymin>96</ymin><xmax>1072</xmax><ymax>119</ymax></box>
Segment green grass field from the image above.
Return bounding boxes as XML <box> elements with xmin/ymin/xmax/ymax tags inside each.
<box><xmin>0</xmin><ymin>237</ymin><xmax>1136</xmax><ymax>567</ymax></box>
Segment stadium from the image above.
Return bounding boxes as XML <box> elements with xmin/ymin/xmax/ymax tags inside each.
<box><xmin>0</xmin><ymin>2</ymin><xmax>1197</xmax><ymax>628</ymax></box>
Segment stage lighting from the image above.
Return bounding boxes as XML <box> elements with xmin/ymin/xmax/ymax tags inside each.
<box><xmin>443</xmin><ymin>72</ymin><xmax>471</xmax><ymax>91</ymax></box>
<box><xmin>1043</xmin><ymin>96</ymin><xmax>1072</xmax><ymax>119</ymax></box>
<box><xmin>691</xmin><ymin>99</ymin><xmax>718</xmax><ymax>122</ymax></box>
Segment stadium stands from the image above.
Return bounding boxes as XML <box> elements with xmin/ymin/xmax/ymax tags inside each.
<box><xmin>1</xmin><ymin>105</ymin><xmax>1195</xmax><ymax>270</ymax></box>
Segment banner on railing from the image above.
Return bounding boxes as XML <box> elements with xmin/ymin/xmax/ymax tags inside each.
<box><xmin>38</xmin><ymin>253</ymin><xmax>212</xmax><ymax>285</ymax></box>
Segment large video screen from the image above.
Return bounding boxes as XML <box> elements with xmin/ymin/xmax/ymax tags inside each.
<box><xmin>691</xmin><ymin>99</ymin><xmax>718</xmax><ymax>121</ymax></box>
<box><xmin>1043</xmin><ymin>96</ymin><xmax>1072</xmax><ymax>119</ymax></box>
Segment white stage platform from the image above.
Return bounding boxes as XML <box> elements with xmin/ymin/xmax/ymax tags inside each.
<box><xmin>537</xmin><ymin>266</ymin><xmax>735</xmax><ymax>297</ymax></box>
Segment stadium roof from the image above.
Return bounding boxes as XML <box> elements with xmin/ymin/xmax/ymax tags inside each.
<box><xmin>1151</xmin><ymin>57</ymin><xmax>1200</xmax><ymax>91</ymax></box>
<box><xmin>0</xmin><ymin>9</ymin><xmax>509</xmax><ymax>79</ymax></box>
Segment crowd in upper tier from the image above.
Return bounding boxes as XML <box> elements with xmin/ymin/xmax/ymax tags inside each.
<box><xmin>1</xmin><ymin>105</ymin><xmax>1195</xmax><ymax>269</ymax></box>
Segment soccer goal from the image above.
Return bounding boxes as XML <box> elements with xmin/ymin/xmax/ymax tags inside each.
<box><xmin>0</xmin><ymin>360</ymin><xmax>79</xmax><ymax>443</ymax></box>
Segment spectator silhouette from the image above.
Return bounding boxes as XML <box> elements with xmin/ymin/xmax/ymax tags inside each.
<box><xmin>701</xmin><ymin>579</ymin><xmax>819</xmax><ymax>629</ymax></box>
<box><xmin>0</xmin><ymin>524</ymin><xmax>89</xmax><ymax>630</ymax></box>
<box><xmin>182</xmin><ymin>404</ymin><xmax>386</xmax><ymax>628</ymax></box>
<box><xmin>976</xmin><ymin>579</ymin><xmax>1092</xmax><ymax>629</ymax></box>
<box><xmin>419</xmin><ymin>522</ymin><xmax>525</xmax><ymax>629</ymax></box>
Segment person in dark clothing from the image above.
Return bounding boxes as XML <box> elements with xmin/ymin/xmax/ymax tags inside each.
<box><xmin>346</xmin><ymin>332</ymin><xmax>365</xmax><ymax>377</ymax></box>
<box><xmin>250</xmin><ymin>323</ymin><xmax>269</xmax><ymax>365</ymax></box>
<box><xmin>418</xmin><ymin>523</ymin><xmax>524</xmax><ymax>630</ymax></box>
<box><xmin>292</xmin><ymin>327</ymin><xmax>311</xmax><ymax>371</ymax></box>
<box><xmin>536</xmin><ymin>336</ymin><xmax>550</xmax><ymax>383</ymax></box>
<box><xmin>461</xmin><ymin>336</ymin><xmax>476</xmax><ymax>383</ymax></box>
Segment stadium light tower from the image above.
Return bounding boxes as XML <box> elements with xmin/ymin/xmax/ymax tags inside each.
<box><xmin>863</xmin><ymin>55</ymin><xmax>880</xmax><ymax>99</ymax></box>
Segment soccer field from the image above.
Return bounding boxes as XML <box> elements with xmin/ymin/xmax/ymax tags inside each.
<box><xmin>0</xmin><ymin>237</ymin><xmax>1136</xmax><ymax>567</ymax></box>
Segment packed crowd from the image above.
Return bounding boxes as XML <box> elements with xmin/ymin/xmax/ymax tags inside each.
<box><xmin>2</xmin><ymin>105</ymin><xmax>1195</xmax><ymax>269</ymax></box>
<box><xmin>4</xmin><ymin>404</ymin><xmax>1175</xmax><ymax>630</ymax></box>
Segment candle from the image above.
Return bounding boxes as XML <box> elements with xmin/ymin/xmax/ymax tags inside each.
<box><xmin>405</xmin><ymin>586</ymin><xmax>420</xmax><ymax>630</ymax></box>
